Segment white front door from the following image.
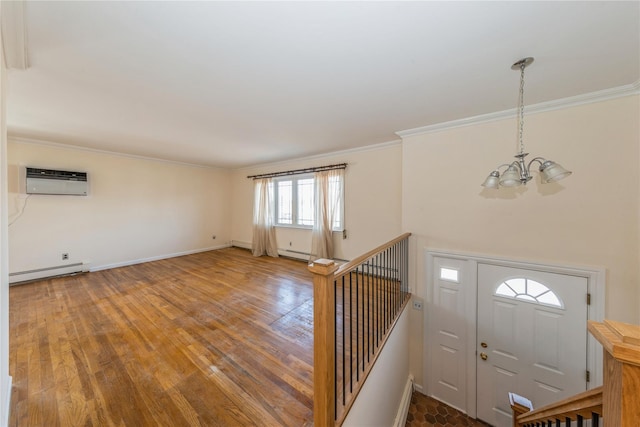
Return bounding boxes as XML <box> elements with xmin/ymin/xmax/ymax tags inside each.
<box><xmin>427</xmin><ymin>257</ymin><xmax>469</xmax><ymax>411</ymax></box>
<box><xmin>476</xmin><ymin>264</ymin><xmax>588</xmax><ymax>426</ymax></box>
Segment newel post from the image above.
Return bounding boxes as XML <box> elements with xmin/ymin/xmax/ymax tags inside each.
<box><xmin>308</xmin><ymin>258</ymin><xmax>339</xmax><ymax>427</ymax></box>
<box><xmin>510</xmin><ymin>403</ymin><xmax>529</xmax><ymax>427</ymax></box>
<box><xmin>588</xmin><ymin>319</ymin><xmax>640</xmax><ymax>426</ymax></box>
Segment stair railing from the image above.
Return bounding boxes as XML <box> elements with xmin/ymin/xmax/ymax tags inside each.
<box><xmin>511</xmin><ymin>319</ymin><xmax>640</xmax><ymax>427</ymax></box>
<box><xmin>309</xmin><ymin>233</ymin><xmax>411</xmax><ymax>427</ymax></box>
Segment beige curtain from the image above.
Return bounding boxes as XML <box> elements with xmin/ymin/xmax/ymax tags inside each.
<box><xmin>310</xmin><ymin>169</ymin><xmax>343</xmax><ymax>261</ymax></box>
<box><xmin>252</xmin><ymin>178</ymin><xmax>279</xmax><ymax>257</ymax></box>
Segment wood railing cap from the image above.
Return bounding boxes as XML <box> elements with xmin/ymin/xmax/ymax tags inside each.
<box><xmin>588</xmin><ymin>319</ymin><xmax>640</xmax><ymax>366</ymax></box>
<box><xmin>308</xmin><ymin>258</ymin><xmax>339</xmax><ymax>275</ymax></box>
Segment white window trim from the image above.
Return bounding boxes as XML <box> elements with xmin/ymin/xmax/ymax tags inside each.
<box><xmin>495</xmin><ymin>278</ymin><xmax>564</xmax><ymax>309</ymax></box>
<box><xmin>273</xmin><ymin>173</ymin><xmax>344</xmax><ymax>231</ymax></box>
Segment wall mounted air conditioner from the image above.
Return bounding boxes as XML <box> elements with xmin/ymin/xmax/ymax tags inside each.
<box><xmin>26</xmin><ymin>167</ymin><xmax>88</xmax><ymax>196</ymax></box>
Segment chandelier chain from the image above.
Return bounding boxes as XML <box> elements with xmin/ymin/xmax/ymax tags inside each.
<box><xmin>518</xmin><ymin>63</ymin><xmax>526</xmax><ymax>155</ymax></box>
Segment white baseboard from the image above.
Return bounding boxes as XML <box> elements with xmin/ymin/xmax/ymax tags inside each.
<box><xmin>2</xmin><ymin>376</ymin><xmax>11</xmax><ymax>427</ymax></box>
<box><xmin>413</xmin><ymin>382</ymin><xmax>424</xmax><ymax>394</ymax></box>
<box><xmin>231</xmin><ymin>240</ymin><xmax>251</xmax><ymax>250</ymax></box>
<box><xmin>231</xmin><ymin>240</ymin><xmax>312</xmax><ymax>261</ymax></box>
<box><xmin>393</xmin><ymin>375</ymin><xmax>414</xmax><ymax>427</ymax></box>
<box><xmin>90</xmin><ymin>244</ymin><xmax>231</xmax><ymax>272</ymax></box>
<box><xmin>277</xmin><ymin>248</ymin><xmax>310</xmax><ymax>261</ymax></box>
<box><xmin>9</xmin><ymin>262</ymin><xmax>88</xmax><ymax>284</ymax></box>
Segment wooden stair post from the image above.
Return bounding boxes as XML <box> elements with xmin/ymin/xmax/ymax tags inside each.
<box><xmin>588</xmin><ymin>319</ymin><xmax>640</xmax><ymax>426</ymax></box>
<box><xmin>510</xmin><ymin>403</ymin><xmax>530</xmax><ymax>427</ymax></box>
<box><xmin>309</xmin><ymin>258</ymin><xmax>339</xmax><ymax>427</ymax></box>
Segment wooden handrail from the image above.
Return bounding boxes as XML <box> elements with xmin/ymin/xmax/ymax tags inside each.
<box><xmin>334</xmin><ymin>233</ymin><xmax>411</xmax><ymax>278</ymax></box>
<box><xmin>512</xmin><ymin>386</ymin><xmax>602</xmax><ymax>426</ymax></box>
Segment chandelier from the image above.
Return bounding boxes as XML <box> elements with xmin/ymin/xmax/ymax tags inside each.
<box><xmin>481</xmin><ymin>57</ymin><xmax>571</xmax><ymax>189</ymax></box>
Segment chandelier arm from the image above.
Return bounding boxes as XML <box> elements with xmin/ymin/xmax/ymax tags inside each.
<box><xmin>493</xmin><ymin>163</ymin><xmax>514</xmax><ymax>173</ymax></box>
<box><xmin>526</xmin><ymin>157</ymin><xmax>547</xmax><ymax>171</ymax></box>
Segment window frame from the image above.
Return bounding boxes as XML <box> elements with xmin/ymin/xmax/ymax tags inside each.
<box><xmin>273</xmin><ymin>173</ymin><xmax>344</xmax><ymax>231</ymax></box>
<box><xmin>494</xmin><ymin>277</ymin><xmax>564</xmax><ymax>309</ymax></box>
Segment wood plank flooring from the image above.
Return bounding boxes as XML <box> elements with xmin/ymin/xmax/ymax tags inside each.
<box><xmin>9</xmin><ymin>248</ymin><xmax>314</xmax><ymax>427</ymax></box>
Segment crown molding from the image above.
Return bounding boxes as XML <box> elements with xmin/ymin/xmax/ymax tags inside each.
<box><xmin>236</xmin><ymin>139</ymin><xmax>402</xmax><ymax>171</ymax></box>
<box><xmin>8</xmin><ymin>135</ymin><xmax>224</xmax><ymax>170</ymax></box>
<box><xmin>396</xmin><ymin>81</ymin><xmax>640</xmax><ymax>139</ymax></box>
<box><xmin>1</xmin><ymin>0</ymin><xmax>29</xmax><ymax>70</ymax></box>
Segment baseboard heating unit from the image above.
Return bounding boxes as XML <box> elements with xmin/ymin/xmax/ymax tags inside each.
<box><xmin>9</xmin><ymin>262</ymin><xmax>89</xmax><ymax>285</ymax></box>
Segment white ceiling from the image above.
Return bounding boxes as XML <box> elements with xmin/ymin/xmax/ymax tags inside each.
<box><xmin>5</xmin><ymin>1</ymin><xmax>640</xmax><ymax>168</ymax></box>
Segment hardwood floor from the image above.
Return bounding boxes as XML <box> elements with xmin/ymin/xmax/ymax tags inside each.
<box><xmin>9</xmin><ymin>248</ymin><xmax>314</xmax><ymax>427</ymax></box>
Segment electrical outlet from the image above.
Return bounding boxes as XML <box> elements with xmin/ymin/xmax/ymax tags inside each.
<box><xmin>62</xmin><ymin>253</ymin><xmax>69</xmax><ymax>260</ymax></box>
<box><xmin>412</xmin><ymin>300</ymin><xmax>423</xmax><ymax>311</ymax></box>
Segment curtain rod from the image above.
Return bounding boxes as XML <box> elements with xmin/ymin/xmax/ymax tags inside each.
<box><xmin>247</xmin><ymin>163</ymin><xmax>347</xmax><ymax>180</ymax></box>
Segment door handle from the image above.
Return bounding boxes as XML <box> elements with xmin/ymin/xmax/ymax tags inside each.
<box><xmin>480</xmin><ymin>352</ymin><xmax>488</xmax><ymax>361</ymax></box>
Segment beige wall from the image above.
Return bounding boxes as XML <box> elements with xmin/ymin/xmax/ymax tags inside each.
<box><xmin>402</xmin><ymin>95</ymin><xmax>640</xmax><ymax>384</ymax></box>
<box><xmin>231</xmin><ymin>142</ymin><xmax>403</xmax><ymax>261</ymax></box>
<box><xmin>7</xmin><ymin>140</ymin><xmax>233</xmax><ymax>273</ymax></box>
<box><xmin>0</xmin><ymin>6</ymin><xmax>10</xmax><ymax>421</ymax></box>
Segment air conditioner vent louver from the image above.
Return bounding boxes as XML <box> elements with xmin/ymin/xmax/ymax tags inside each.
<box><xmin>26</xmin><ymin>167</ymin><xmax>88</xmax><ymax>195</ymax></box>
<box><xmin>26</xmin><ymin>168</ymin><xmax>87</xmax><ymax>181</ymax></box>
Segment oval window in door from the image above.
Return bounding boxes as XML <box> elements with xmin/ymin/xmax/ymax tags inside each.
<box><xmin>495</xmin><ymin>277</ymin><xmax>563</xmax><ymax>308</ymax></box>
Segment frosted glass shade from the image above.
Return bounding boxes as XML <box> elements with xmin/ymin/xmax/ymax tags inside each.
<box><xmin>481</xmin><ymin>171</ymin><xmax>500</xmax><ymax>189</ymax></box>
<box><xmin>539</xmin><ymin>161</ymin><xmax>572</xmax><ymax>183</ymax></box>
<box><xmin>499</xmin><ymin>165</ymin><xmax>522</xmax><ymax>187</ymax></box>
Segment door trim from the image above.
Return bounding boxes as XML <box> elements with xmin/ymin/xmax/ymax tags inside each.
<box><xmin>423</xmin><ymin>248</ymin><xmax>605</xmax><ymax>419</ymax></box>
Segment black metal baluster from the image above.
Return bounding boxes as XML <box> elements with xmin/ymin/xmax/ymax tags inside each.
<box><xmin>370</xmin><ymin>259</ymin><xmax>374</xmax><ymax>352</ymax></box>
<box><xmin>348</xmin><ymin>273</ymin><xmax>353</xmax><ymax>394</ymax></box>
<box><xmin>394</xmin><ymin>242</ymin><xmax>398</xmax><ymax>312</ymax></box>
<box><xmin>388</xmin><ymin>246</ymin><xmax>393</xmax><ymax>325</ymax></box>
<box><xmin>576</xmin><ymin>414</ymin><xmax>583</xmax><ymax>427</ymax></box>
<box><xmin>382</xmin><ymin>249</ymin><xmax>389</xmax><ymax>336</ymax></box>
<box><xmin>341</xmin><ymin>275</ymin><xmax>345</xmax><ymax>406</ymax></box>
<box><xmin>383</xmin><ymin>249</ymin><xmax>387</xmax><ymax>333</ymax></box>
<box><xmin>333</xmin><ymin>280</ymin><xmax>338</xmax><ymax>420</ymax></box>
<box><xmin>392</xmin><ymin>246</ymin><xmax>396</xmax><ymax>315</ymax></box>
<box><xmin>355</xmin><ymin>270</ymin><xmax>360</xmax><ymax>380</ymax></box>
<box><xmin>592</xmin><ymin>413</ymin><xmax>599</xmax><ymax>427</ymax></box>
<box><xmin>375</xmin><ymin>255</ymin><xmax>381</xmax><ymax>351</ymax></box>
<box><xmin>402</xmin><ymin>238</ymin><xmax>408</xmax><ymax>295</ymax></box>
<box><xmin>406</xmin><ymin>237</ymin><xmax>409</xmax><ymax>294</ymax></box>
<box><xmin>387</xmin><ymin>247</ymin><xmax>391</xmax><ymax>329</ymax></box>
<box><xmin>366</xmin><ymin>260</ymin><xmax>371</xmax><ymax>362</ymax></box>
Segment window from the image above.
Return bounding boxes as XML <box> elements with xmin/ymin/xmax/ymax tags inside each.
<box><xmin>274</xmin><ymin>174</ymin><xmax>344</xmax><ymax>230</ymax></box>
<box><xmin>439</xmin><ymin>267</ymin><xmax>459</xmax><ymax>283</ymax></box>
<box><xmin>495</xmin><ymin>278</ymin><xmax>563</xmax><ymax>308</ymax></box>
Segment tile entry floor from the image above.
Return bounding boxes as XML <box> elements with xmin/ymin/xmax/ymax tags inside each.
<box><xmin>406</xmin><ymin>391</ymin><xmax>490</xmax><ymax>427</ymax></box>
